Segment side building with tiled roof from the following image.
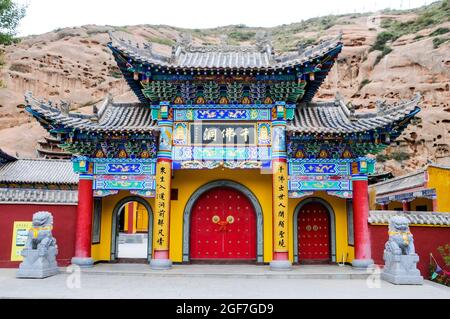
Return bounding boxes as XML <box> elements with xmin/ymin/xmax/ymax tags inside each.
<box><xmin>0</xmin><ymin>152</ymin><xmax>79</xmax><ymax>267</ymax></box>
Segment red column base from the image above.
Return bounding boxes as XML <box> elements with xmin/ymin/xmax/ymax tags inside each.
<box><xmin>270</xmin><ymin>252</ymin><xmax>292</xmax><ymax>271</ymax></box>
<box><xmin>150</xmin><ymin>250</ymin><xmax>172</xmax><ymax>270</ymax></box>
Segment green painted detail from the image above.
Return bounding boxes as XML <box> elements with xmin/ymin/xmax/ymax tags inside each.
<box><xmin>227</xmin><ymin>82</ymin><xmax>244</xmax><ymax>103</ymax></box>
<box><xmin>142</xmin><ymin>81</ymin><xmax>176</xmax><ymax>102</ymax></box>
<box><xmin>286</xmin><ymin>108</ymin><xmax>295</xmax><ymax>120</ymax></box>
<box><xmin>270</xmin><ymin>82</ymin><xmax>306</xmax><ymax>103</ymax></box>
<box><xmin>73</xmin><ymin>159</ymin><xmax>89</xmax><ymax>173</ymax></box>
<box><xmin>203</xmin><ymin>81</ymin><xmax>220</xmax><ymax>102</ymax></box>
<box><xmin>151</xmin><ymin>108</ymin><xmax>159</xmax><ymax>120</ymax></box>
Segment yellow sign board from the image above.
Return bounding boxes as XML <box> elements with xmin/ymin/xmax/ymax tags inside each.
<box><xmin>10</xmin><ymin>221</ymin><xmax>32</xmax><ymax>261</ymax></box>
<box><xmin>273</xmin><ymin>161</ymin><xmax>289</xmax><ymax>252</ymax></box>
<box><xmin>154</xmin><ymin>160</ymin><xmax>171</xmax><ymax>250</ymax></box>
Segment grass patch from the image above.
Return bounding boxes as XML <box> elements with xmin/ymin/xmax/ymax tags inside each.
<box><xmin>430</xmin><ymin>27</ymin><xmax>450</xmax><ymax>36</ymax></box>
<box><xmin>228</xmin><ymin>31</ymin><xmax>256</xmax><ymax>42</ymax></box>
<box><xmin>391</xmin><ymin>151</ymin><xmax>410</xmax><ymax>161</ymax></box>
<box><xmin>9</xmin><ymin>63</ymin><xmax>31</xmax><ymax>73</ymax></box>
<box><xmin>379</xmin><ymin>0</ymin><xmax>450</xmax><ymax>41</ymax></box>
<box><xmin>145</xmin><ymin>36</ymin><xmax>175</xmax><ymax>47</ymax></box>
<box><xmin>359</xmin><ymin>79</ymin><xmax>371</xmax><ymax>90</ymax></box>
<box><xmin>370</xmin><ymin>31</ymin><xmax>396</xmax><ymax>52</ymax></box>
<box><xmin>433</xmin><ymin>37</ymin><xmax>449</xmax><ymax>48</ymax></box>
<box><xmin>376</xmin><ymin>154</ymin><xmax>389</xmax><ymax>163</ymax></box>
<box><xmin>374</xmin><ymin>46</ymin><xmax>393</xmax><ymax>66</ymax></box>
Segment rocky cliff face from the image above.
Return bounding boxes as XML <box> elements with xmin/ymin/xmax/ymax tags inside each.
<box><xmin>0</xmin><ymin>3</ymin><xmax>449</xmax><ymax>176</ymax></box>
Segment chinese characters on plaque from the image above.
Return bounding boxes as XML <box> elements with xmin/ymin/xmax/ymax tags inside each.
<box><xmin>273</xmin><ymin>160</ymin><xmax>288</xmax><ymax>252</ymax></box>
<box><xmin>190</xmin><ymin>123</ymin><xmax>256</xmax><ymax>146</ymax></box>
<box><xmin>154</xmin><ymin>161</ymin><xmax>171</xmax><ymax>250</ymax></box>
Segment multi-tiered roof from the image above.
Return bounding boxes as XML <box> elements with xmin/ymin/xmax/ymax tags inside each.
<box><xmin>26</xmin><ymin>32</ymin><xmax>420</xmax><ymax>158</ymax></box>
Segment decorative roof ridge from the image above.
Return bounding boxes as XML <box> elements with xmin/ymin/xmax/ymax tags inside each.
<box><xmin>368</xmin><ymin>210</ymin><xmax>450</xmax><ymax>226</ymax></box>
<box><xmin>109</xmin><ymin>31</ymin><xmax>172</xmax><ymax>65</ymax></box>
<box><xmin>300</xmin><ymin>93</ymin><xmax>420</xmax><ymax>119</ymax></box>
<box><xmin>25</xmin><ymin>92</ymin><xmax>96</xmax><ymax>120</ymax></box>
<box><xmin>275</xmin><ymin>32</ymin><xmax>343</xmax><ymax>65</ymax></box>
<box><xmin>8</xmin><ymin>157</ymin><xmax>73</xmax><ymax>163</ymax></box>
<box><xmin>0</xmin><ymin>148</ymin><xmax>17</xmax><ymax>162</ymax></box>
<box><xmin>109</xmin><ymin>31</ymin><xmax>342</xmax><ymax>69</ymax></box>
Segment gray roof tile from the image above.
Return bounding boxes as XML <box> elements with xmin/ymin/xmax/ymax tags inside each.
<box><xmin>0</xmin><ymin>159</ymin><xmax>78</xmax><ymax>184</ymax></box>
<box><xmin>370</xmin><ymin>169</ymin><xmax>426</xmax><ymax>196</ymax></box>
<box><xmin>109</xmin><ymin>32</ymin><xmax>343</xmax><ymax>70</ymax></box>
<box><xmin>287</xmin><ymin>94</ymin><xmax>421</xmax><ymax>134</ymax></box>
<box><xmin>0</xmin><ymin>188</ymin><xmax>78</xmax><ymax>204</ymax></box>
<box><xmin>25</xmin><ymin>93</ymin><xmax>158</xmax><ymax>134</ymax></box>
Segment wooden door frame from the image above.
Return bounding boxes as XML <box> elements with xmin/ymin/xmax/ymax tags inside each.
<box><xmin>183</xmin><ymin>180</ymin><xmax>264</xmax><ymax>263</ymax></box>
<box><xmin>293</xmin><ymin>197</ymin><xmax>337</xmax><ymax>263</ymax></box>
<box><xmin>110</xmin><ymin>196</ymin><xmax>153</xmax><ymax>263</ymax></box>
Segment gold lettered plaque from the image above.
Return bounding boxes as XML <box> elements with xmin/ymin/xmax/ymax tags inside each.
<box><xmin>154</xmin><ymin>161</ymin><xmax>171</xmax><ymax>251</ymax></box>
<box><xmin>273</xmin><ymin>161</ymin><xmax>288</xmax><ymax>252</ymax></box>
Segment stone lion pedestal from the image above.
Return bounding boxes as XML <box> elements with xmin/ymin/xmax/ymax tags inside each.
<box><xmin>381</xmin><ymin>216</ymin><xmax>423</xmax><ymax>285</ymax></box>
<box><xmin>16</xmin><ymin>211</ymin><xmax>59</xmax><ymax>279</ymax></box>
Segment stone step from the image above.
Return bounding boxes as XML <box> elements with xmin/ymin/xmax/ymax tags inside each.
<box><xmin>78</xmin><ymin>265</ymin><xmax>372</xmax><ymax>280</ymax></box>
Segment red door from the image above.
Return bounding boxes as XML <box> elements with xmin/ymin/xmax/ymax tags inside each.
<box><xmin>190</xmin><ymin>187</ymin><xmax>256</xmax><ymax>261</ymax></box>
<box><xmin>297</xmin><ymin>202</ymin><xmax>330</xmax><ymax>262</ymax></box>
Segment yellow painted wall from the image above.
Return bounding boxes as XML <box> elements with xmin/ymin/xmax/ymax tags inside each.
<box><xmin>170</xmin><ymin>168</ymin><xmax>273</xmax><ymax>263</ymax></box>
<box><xmin>288</xmin><ymin>192</ymin><xmax>354</xmax><ymax>264</ymax></box>
<box><xmin>411</xmin><ymin>198</ymin><xmax>432</xmax><ymax>211</ymax></box>
<box><xmin>92</xmin><ymin>170</ymin><xmax>354</xmax><ymax>264</ymax></box>
<box><xmin>91</xmin><ymin>192</ymin><xmax>154</xmax><ymax>262</ymax></box>
<box><xmin>136</xmin><ymin>203</ymin><xmax>149</xmax><ymax>232</ymax></box>
<box><xmin>427</xmin><ymin>166</ymin><xmax>450</xmax><ymax>212</ymax></box>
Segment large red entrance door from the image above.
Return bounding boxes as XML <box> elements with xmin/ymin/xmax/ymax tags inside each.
<box><xmin>297</xmin><ymin>202</ymin><xmax>330</xmax><ymax>262</ymax></box>
<box><xmin>190</xmin><ymin>187</ymin><xmax>256</xmax><ymax>261</ymax></box>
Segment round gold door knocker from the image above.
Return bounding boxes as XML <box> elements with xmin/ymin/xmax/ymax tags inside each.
<box><xmin>306</xmin><ymin>225</ymin><xmax>312</xmax><ymax>231</ymax></box>
<box><xmin>313</xmin><ymin>225</ymin><xmax>319</xmax><ymax>231</ymax></box>
<box><xmin>226</xmin><ymin>215</ymin><xmax>235</xmax><ymax>224</ymax></box>
<box><xmin>212</xmin><ymin>215</ymin><xmax>220</xmax><ymax>224</ymax></box>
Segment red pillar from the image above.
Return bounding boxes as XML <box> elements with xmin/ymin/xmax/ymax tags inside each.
<box><xmin>402</xmin><ymin>201</ymin><xmax>411</xmax><ymax>212</ymax></box>
<box><xmin>351</xmin><ymin>175</ymin><xmax>374</xmax><ymax>269</ymax></box>
<box><xmin>71</xmin><ymin>175</ymin><xmax>94</xmax><ymax>267</ymax></box>
<box><xmin>127</xmin><ymin>202</ymin><xmax>135</xmax><ymax>234</ymax></box>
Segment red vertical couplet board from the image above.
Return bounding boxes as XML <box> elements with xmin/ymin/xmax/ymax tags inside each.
<box><xmin>190</xmin><ymin>187</ymin><xmax>257</xmax><ymax>260</ymax></box>
<box><xmin>297</xmin><ymin>202</ymin><xmax>330</xmax><ymax>262</ymax></box>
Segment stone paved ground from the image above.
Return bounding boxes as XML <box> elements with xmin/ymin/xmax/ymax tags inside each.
<box><xmin>0</xmin><ymin>266</ymin><xmax>448</xmax><ymax>299</ymax></box>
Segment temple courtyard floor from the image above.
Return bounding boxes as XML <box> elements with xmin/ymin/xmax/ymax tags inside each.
<box><xmin>0</xmin><ymin>264</ymin><xmax>448</xmax><ymax>299</ymax></box>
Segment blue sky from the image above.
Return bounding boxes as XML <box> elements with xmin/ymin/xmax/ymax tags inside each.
<box><xmin>16</xmin><ymin>0</ymin><xmax>435</xmax><ymax>36</ymax></box>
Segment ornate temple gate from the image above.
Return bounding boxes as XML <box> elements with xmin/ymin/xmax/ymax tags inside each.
<box><xmin>297</xmin><ymin>202</ymin><xmax>330</xmax><ymax>262</ymax></box>
<box><xmin>190</xmin><ymin>187</ymin><xmax>257</xmax><ymax>261</ymax></box>
<box><xmin>26</xmin><ymin>32</ymin><xmax>421</xmax><ymax>270</ymax></box>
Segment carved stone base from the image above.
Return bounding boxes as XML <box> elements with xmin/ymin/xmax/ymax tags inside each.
<box><xmin>352</xmin><ymin>258</ymin><xmax>374</xmax><ymax>270</ymax></box>
<box><xmin>16</xmin><ymin>248</ymin><xmax>59</xmax><ymax>279</ymax></box>
<box><xmin>269</xmin><ymin>260</ymin><xmax>292</xmax><ymax>271</ymax></box>
<box><xmin>71</xmin><ymin>257</ymin><xmax>95</xmax><ymax>268</ymax></box>
<box><xmin>150</xmin><ymin>258</ymin><xmax>172</xmax><ymax>270</ymax></box>
<box><xmin>381</xmin><ymin>253</ymin><xmax>423</xmax><ymax>285</ymax></box>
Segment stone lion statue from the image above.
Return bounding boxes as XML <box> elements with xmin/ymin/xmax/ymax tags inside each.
<box><xmin>385</xmin><ymin>215</ymin><xmax>415</xmax><ymax>255</ymax></box>
<box><xmin>24</xmin><ymin>211</ymin><xmax>58</xmax><ymax>256</ymax></box>
<box><xmin>17</xmin><ymin>211</ymin><xmax>59</xmax><ymax>278</ymax></box>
